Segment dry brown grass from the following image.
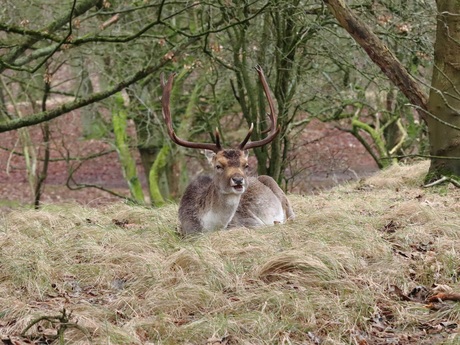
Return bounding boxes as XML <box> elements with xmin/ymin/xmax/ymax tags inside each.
<box><xmin>1</xmin><ymin>161</ymin><xmax>460</xmax><ymax>344</ymax></box>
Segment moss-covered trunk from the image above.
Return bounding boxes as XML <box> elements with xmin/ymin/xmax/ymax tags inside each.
<box><xmin>148</xmin><ymin>144</ymin><xmax>170</xmax><ymax>206</ymax></box>
<box><xmin>426</xmin><ymin>1</ymin><xmax>460</xmax><ymax>179</ymax></box>
<box><xmin>112</xmin><ymin>93</ymin><xmax>145</xmax><ymax>204</ymax></box>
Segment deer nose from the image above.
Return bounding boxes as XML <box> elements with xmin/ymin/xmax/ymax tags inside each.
<box><xmin>231</xmin><ymin>176</ymin><xmax>244</xmax><ymax>186</ymax></box>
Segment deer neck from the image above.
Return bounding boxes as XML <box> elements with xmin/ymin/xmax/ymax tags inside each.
<box><xmin>200</xmin><ymin>183</ymin><xmax>242</xmax><ymax>231</ymax></box>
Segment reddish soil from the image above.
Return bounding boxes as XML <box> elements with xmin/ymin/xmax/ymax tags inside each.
<box><xmin>0</xmin><ymin>110</ymin><xmax>378</xmax><ymax>209</ymax></box>
<box><xmin>288</xmin><ymin>118</ymin><xmax>378</xmax><ymax>193</ymax></box>
<box><xmin>0</xmin><ymin>110</ymin><xmax>134</xmax><ymax>208</ymax></box>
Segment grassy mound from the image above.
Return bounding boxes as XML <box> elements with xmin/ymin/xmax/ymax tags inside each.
<box><xmin>1</xmin><ymin>161</ymin><xmax>460</xmax><ymax>344</ymax></box>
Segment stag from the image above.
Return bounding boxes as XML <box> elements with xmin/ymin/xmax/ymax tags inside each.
<box><xmin>161</xmin><ymin>66</ymin><xmax>294</xmax><ymax>235</ymax></box>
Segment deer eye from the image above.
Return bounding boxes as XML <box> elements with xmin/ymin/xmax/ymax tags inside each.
<box><xmin>244</xmin><ymin>164</ymin><xmax>249</xmax><ymax>169</ymax></box>
<box><xmin>215</xmin><ymin>164</ymin><xmax>223</xmax><ymax>171</ymax></box>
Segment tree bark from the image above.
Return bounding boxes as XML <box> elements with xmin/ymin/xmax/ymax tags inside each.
<box><xmin>425</xmin><ymin>1</ymin><xmax>460</xmax><ymax>179</ymax></box>
<box><xmin>149</xmin><ymin>145</ymin><xmax>170</xmax><ymax>206</ymax></box>
<box><xmin>112</xmin><ymin>93</ymin><xmax>145</xmax><ymax>204</ymax></box>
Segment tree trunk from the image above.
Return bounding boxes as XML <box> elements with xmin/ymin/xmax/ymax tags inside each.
<box><xmin>135</xmin><ymin>120</ymin><xmax>165</xmax><ymax>197</ymax></box>
<box><xmin>112</xmin><ymin>93</ymin><xmax>145</xmax><ymax>204</ymax></box>
<box><xmin>426</xmin><ymin>1</ymin><xmax>460</xmax><ymax>179</ymax></box>
<box><xmin>323</xmin><ymin>0</ymin><xmax>460</xmax><ymax>181</ymax></box>
<box><xmin>34</xmin><ymin>80</ymin><xmax>52</xmax><ymax>209</ymax></box>
<box><xmin>323</xmin><ymin>0</ymin><xmax>428</xmax><ymax>112</ymax></box>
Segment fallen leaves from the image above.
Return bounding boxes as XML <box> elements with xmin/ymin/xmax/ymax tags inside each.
<box><xmin>352</xmin><ymin>283</ymin><xmax>460</xmax><ymax>345</ymax></box>
<box><xmin>390</xmin><ymin>284</ymin><xmax>460</xmax><ymax>305</ymax></box>
<box><xmin>427</xmin><ymin>292</ymin><xmax>460</xmax><ymax>303</ymax></box>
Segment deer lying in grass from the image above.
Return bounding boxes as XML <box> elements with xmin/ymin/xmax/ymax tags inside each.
<box><xmin>161</xmin><ymin>66</ymin><xmax>294</xmax><ymax>235</ymax></box>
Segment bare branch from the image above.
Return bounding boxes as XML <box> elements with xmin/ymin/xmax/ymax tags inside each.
<box><xmin>66</xmin><ymin>161</ymin><xmax>137</xmax><ymax>202</ymax></box>
<box><xmin>323</xmin><ymin>0</ymin><xmax>429</xmax><ymax>116</ymax></box>
<box><xmin>0</xmin><ymin>0</ymin><xmax>101</xmax><ymax>73</ymax></box>
<box><xmin>0</xmin><ymin>37</ymin><xmax>199</xmax><ymax>133</ymax></box>
<box><xmin>424</xmin><ymin>175</ymin><xmax>460</xmax><ymax>188</ymax></box>
<box><xmin>409</xmin><ymin>104</ymin><xmax>460</xmax><ymax>131</ymax></box>
<box><xmin>0</xmin><ymin>23</ymin><xmax>61</xmax><ymax>42</ymax></box>
<box><xmin>240</xmin><ymin>65</ymin><xmax>280</xmax><ymax>150</ymax></box>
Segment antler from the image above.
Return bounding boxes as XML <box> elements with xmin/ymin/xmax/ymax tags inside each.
<box><xmin>161</xmin><ymin>73</ymin><xmax>222</xmax><ymax>153</ymax></box>
<box><xmin>238</xmin><ymin>65</ymin><xmax>280</xmax><ymax>150</ymax></box>
<box><xmin>162</xmin><ymin>66</ymin><xmax>278</xmax><ymax>153</ymax></box>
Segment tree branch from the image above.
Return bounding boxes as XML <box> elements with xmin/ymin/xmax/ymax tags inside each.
<box><xmin>0</xmin><ymin>23</ymin><xmax>61</xmax><ymax>42</ymax></box>
<box><xmin>66</xmin><ymin>160</ymin><xmax>138</xmax><ymax>203</ymax></box>
<box><xmin>323</xmin><ymin>0</ymin><xmax>429</xmax><ymax>117</ymax></box>
<box><xmin>0</xmin><ymin>0</ymin><xmax>101</xmax><ymax>73</ymax></box>
<box><xmin>0</xmin><ymin>37</ymin><xmax>199</xmax><ymax>133</ymax></box>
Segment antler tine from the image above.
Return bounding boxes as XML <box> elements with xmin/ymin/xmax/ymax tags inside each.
<box><xmin>239</xmin><ymin>65</ymin><xmax>280</xmax><ymax>150</ymax></box>
<box><xmin>161</xmin><ymin>73</ymin><xmax>222</xmax><ymax>153</ymax></box>
<box><xmin>214</xmin><ymin>127</ymin><xmax>222</xmax><ymax>148</ymax></box>
<box><xmin>238</xmin><ymin>123</ymin><xmax>254</xmax><ymax>150</ymax></box>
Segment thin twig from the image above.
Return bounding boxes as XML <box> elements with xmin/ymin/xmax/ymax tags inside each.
<box><xmin>424</xmin><ymin>176</ymin><xmax>460</xmax><ymax>188</ymax></box>
<box><xmin>66</xmin><ymin>161</ymin><xmax>139</xmax><ymax>203</ymax></box>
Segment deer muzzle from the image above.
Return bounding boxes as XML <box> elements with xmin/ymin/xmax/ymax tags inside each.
<box><xmin>230</xmin><ymin>176</ymin><xmax>246</xmax><ymax>193</ymax></box>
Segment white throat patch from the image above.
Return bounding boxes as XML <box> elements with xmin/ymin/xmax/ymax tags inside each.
<box><xmin>201</xmin><ymin>194</ymin><xmax>241</xmax><ymax>231</ymax></box>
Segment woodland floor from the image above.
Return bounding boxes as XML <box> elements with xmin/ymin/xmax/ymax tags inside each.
<box><xmin>1</xmin><ymin>161</ymin><xmax>460</xmax><ymax>344</ymax></box>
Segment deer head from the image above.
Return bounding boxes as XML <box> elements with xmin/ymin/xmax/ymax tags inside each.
<box><xmin>161</xmin><ymin>65</ymin><xmax>279</xmax><ymax>195</ymax></box>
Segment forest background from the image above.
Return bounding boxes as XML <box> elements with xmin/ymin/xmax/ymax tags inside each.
<box><xmin>0</xmin><ymin>0</ymin><xmax>457</xmax><ymax>208</ymax></box>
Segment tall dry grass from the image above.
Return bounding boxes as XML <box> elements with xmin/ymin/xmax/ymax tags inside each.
<box><xmin>1</xmin><ymin>161</ymin><xmax>460</xmax><ymax>344</ymax></box>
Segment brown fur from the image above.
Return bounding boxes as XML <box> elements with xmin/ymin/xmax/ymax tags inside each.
<box><xmin>178</xmin><ymin>150</ymin><xmax>294</xmax><ymax>235</ymax></box>
<box><xmin>230</xmin><ymin>176</ymin><xmax>295</xmax><ymax>228</ymax></box>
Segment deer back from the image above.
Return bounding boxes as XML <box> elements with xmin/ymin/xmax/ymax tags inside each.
<box><xmin>229</xmin><ymin>176</ymin><xmax>295</xmax><ymax>228</ymax></box>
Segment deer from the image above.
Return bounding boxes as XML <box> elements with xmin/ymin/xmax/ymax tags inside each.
<box><xmin>161</xmin><ymin>66</ymin><xmax>295</xmax><ymax>235</ymax></box>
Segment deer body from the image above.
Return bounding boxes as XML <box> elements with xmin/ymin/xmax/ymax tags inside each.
<box><xmin>161</xmin><ymin>66</ymin><xmax>295</xmax><ymax>235</ymax></box>
<box><xmin>232</xmin><ymin>176</ymin><xmax>294</xmax><ymax>228</ymax></box>
<box><xmin>179</xmin><ymin>171</ymin><xmax>292</xmax><ymax>235</ymax></box>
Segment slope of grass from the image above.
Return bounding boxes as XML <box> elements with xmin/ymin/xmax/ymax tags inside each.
<box><xmin>1</xmin><ymin>161</ymin><xmax>460</xmax><ymax>344</ymax></box>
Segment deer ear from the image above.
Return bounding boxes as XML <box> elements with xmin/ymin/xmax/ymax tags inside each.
<box><xmin>243</xmin><ymin>150</ymin><xmax>249</xmax><ymax>159</ymax></box>
<box><xmin>204</xmin><ymin>149</ymin><xmax>216</xmax><ymax>164</ymax></box>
